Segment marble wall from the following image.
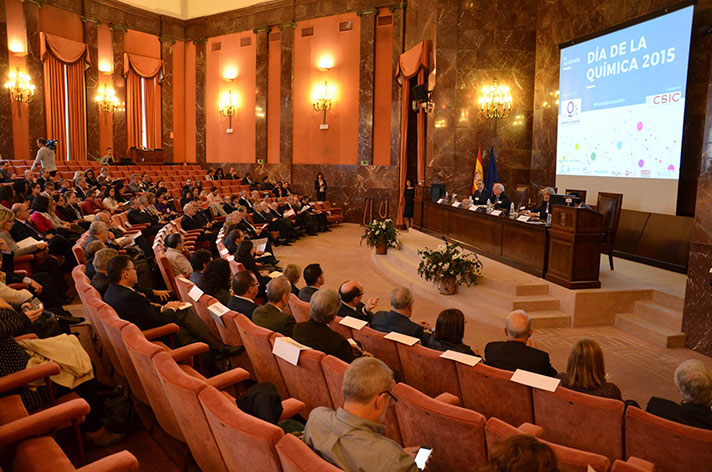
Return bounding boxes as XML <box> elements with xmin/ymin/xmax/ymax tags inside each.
<box><xmin>161</xmin><ymin>39</ymin><xmax>175</xmax><ymax>163</ymax></box>
<box><xmin>84</xmin><ymin>21</ymin><xmax>100</xmax><ymax>161</ymax></box>
<box><xmin>0</xmin><ymin>23</ymin><xmax>14</xmax><ymax>160</ymax></box>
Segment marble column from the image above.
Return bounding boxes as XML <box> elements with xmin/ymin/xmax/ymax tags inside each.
<box><xmin>0</xmin><ymin>23</ymin><xmax>14</xmax><ymax>159</ymax></box>
<box><xmin>22</xmin><ymin>2</ymin><xmax>45</xmax><ymax>147</ymax></box>
<box><xmin>84</xmin><ymin>21</ymin><xmax>100</xmax><ymax>161</ymax></box>
<box><xmin>279</xmin><ymin>25</ymin><xmax>294</xmax><ymax>182</ymax></box>
<box><xmin>161</xmin><ymin>39</ymin><xmax>174</xmax><ymax>163</ymax></box>
<box><xmin>111</xmin><ymin>27</ymin><xmax>127</xmax><ymax>159</ymax></box>
<box><xmin>195</xmin><ymin>39</ymin><xmax>206</xmax><ymax>165</ymax></box>
<box><xmin>255</xmin><ymin>29</ymin><xmax>268</xmax><ymax>164</ymax></box>
<box><xmin>389</xmin><ymin>6</ymin><xmax>404</xmax><ymax>167</ymax></box>
<box><xmin>358</xmin><ymin>12</ymin><xmax>375</xmax><ymax>166</ymax></box>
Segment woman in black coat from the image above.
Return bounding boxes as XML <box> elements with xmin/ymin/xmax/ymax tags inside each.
<box><xmin>403</xmin><ymin>178</ymin><xmax>415</xmax><ymax>229</ymax></box>
<box><xmin>315</xmin><ymin>173</ymin><xmax>327</xmax><ymax>202</ymax></box>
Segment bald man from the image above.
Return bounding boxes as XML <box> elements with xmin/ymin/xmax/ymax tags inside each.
<box><xmin>338</xmin><ymin>280</ymin><xmax>378</xmax><ymax>322</ymax></box>
<box><xmin>484</xmin><ymin>310</ymin><xmax>557</xmax><ymax>377</ymax></box>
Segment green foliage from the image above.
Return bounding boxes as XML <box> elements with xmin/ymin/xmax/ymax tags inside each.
<box><xmin>417</xmin><ymin>239</ymin><xmax>483</xmax><ymax>287</ymax></box>
<box><xmin>361</xmin><ymin>219</ymin><xmax>400</xmax><ymax>249</ymax></box>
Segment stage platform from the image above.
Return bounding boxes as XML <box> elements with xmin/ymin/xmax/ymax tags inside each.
<box><xmin>372</xmin><ymin>229</ymin><xmax>688</xmax><ymax>348</ymax></box>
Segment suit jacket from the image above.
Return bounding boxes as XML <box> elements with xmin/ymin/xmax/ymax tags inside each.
<box><xmin>252</xmin><ymin>303</ymin><xmax>295</xmax><ymax>336</ymax></box>
<box><xmin>646</xmin><ymin>397</ymin><xmax>712</xmax><ymax>430</ymax></box>
<box><xmin>293</xmin><ymin>320</ymin><xmax>355</xmax><ymax>363</ymax></box>
<box><xmin>181</xmin><ymin>214</ymin><xmax>204</xmax><ymax>231</ymax></box>
<box><xmin>472</xmin><ymin>189</ymin><xmax>491</xmax><ymax>205</ymax></box>
<box><xmin>493</xmin><ymin>192</ymin><xmax>511</xmax><ymax>210</ymax></box>
<box><xmin>238</xmin><ymin>198</ymin><xmax>254</xmax><ymax>212</ymax></box>
<box><xmin>534</xmin><ymin>200</ymin><xmax>551</xmax><ymax>219</ymax></box>
<box><xmin>128</xmin><ymin>208</ymin><xmax>158</xmax><ymax>225</ymax></box>
<box><xmin>370</xmin><ymin>310</ymin><xmax>426</xmax><ymax>342</ymax></box>
<box><xmin>484</xmin><ymin>340</ymin><xmax>557</xmax><ymax>377</ymax></box>
<box><xmin>227</xmin><ymin>295</ymin><xmax>259</xmax><ymax>319</ymax></box>
<box><xmin>338</xmin><ymin>302</ymin><xmax>373</xmax><ymax>323</ymax></box>
<box><xmin>291</xmin><ymin>283</ymin><xmax>300</xmax><ymax>296</ymax></box>
<box><xmin>298</xmin><ymin>286</ymin><xmax>319</xmax><ymax>302</ymax></box>
<box><xmin>91</xmin><ymin>272</ymin><xmax>110</xmax><ymax>297</ymax></box>
<box><xmin>104</xmin><ymin>283</ymin><xmax>177</xmax><ymax>330</ymax></box>
<box><xmin>10</xmin><ymin>220</ymin><xmax>45</xmax><ymax>242</ymax></box>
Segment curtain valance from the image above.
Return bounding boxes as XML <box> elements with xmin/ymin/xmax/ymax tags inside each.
<box><xmin>40</xmin><ymin>32</ymin><xmax>90</xmax><ymax>66</ymax></box>
<box><xmin>124</xmin><ymin>53</ymin><xmax>163</xmax><ymax>80</ymax></box>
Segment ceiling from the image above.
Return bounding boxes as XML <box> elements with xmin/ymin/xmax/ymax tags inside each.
<box><xmin>114</xmin><ymin>0</ymin><xmax>274</xmax><ymax>20</ymax></box>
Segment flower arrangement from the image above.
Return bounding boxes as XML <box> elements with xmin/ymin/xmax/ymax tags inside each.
<box><xmin>417</xmin><ymin>239</ymin><xmax>483</xmax><ymax>287</ymax></box>
<box><xmin>361</xmin><ymin>218</ymin><xmax>400</xmax><ymax>249</ymax></box>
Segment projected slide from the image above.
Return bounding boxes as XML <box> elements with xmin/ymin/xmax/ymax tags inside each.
<box><xmin>556</xmin><ymin>6</ymin><xmax>694</xmax><ymax>180</ymax></box>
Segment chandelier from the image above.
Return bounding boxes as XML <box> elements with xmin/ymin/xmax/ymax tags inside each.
<box><xmin>4</xmin><ymin>67</ymin><xmax>35</xmax><ymax>114</ymax></box>
<box><xmin>94</xmin><ymin>84</ymin><xmax>125</xmax><ymax>121</ymax></box>
<box><xmin>478</xmin><ymin>78</ymin><xmax>512</xmax><ymax>135</ymax></box>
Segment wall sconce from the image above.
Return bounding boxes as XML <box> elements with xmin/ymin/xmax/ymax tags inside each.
<box><xmin>219</xmin><ymin>90</ymin><xmax>238</xmax><ymax>132</ymax></box>
<box><xmin>8</xmin><ymin>41</ymin><xmax>26</xmax><ymax>55</ymax></box>
<box><xmin>4</xmin><ymin>67</ymin><xmax>35</xmax><ymax>115</ymax></box>
<box><xmin>317</xmin><ymin>56</ymin><xmax>334</xmax><ymax>72</ymax></box>
<box><xmin>94</xmin><ymin>84</ymin><xmax>125</xmax><ymax>122</ymax></box>
<box><xmin>223</xmin><ymin>67</ymin><xmax>238</xmax><ymax>81</ymax></box>
<box><xmin>478</xmin><ymin>78</ymin><xmax>512</xmax><ymax>136</ymax></box>
<box><xmin>98</xmin><ymin>61</ymin><xmax>113</xmax><ymax>74</ymax></box>
<box><xmin>312</xmin><ymin>80</ymin><xmax>334</xmax><ymax>129</ymax></box>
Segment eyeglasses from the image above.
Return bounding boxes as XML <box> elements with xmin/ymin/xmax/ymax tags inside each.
<box><xmin>125</xmin><ymin>266</ymin><xmax>137</xmax><ymax>272</ymax></box>
<box><xmin>380</xmin><ymin>390</ymin><xmax>398</xmax><ymax>403</ymax></box>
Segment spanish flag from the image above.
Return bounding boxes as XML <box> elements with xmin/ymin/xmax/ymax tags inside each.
<box><xmin>472</xmin><ymin>144</ymin><xmax>484</xmax><ymax>194</ymax></box>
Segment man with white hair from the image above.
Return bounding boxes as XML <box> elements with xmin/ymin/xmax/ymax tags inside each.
<box><xmin>370</xmin><ymin>287</ymin><xmax>430</xmax><ymax>343</ymax></box>
<box><xmin>484</xmin><ymin>310</ymin><xmax>557</xmax><ymax>377</ymax></box>
<box><xmin>252</xmin><ymin>276</ymin><xmax>296</xmax><ymax>336</ymax></box>
<box><xmin>646</xmin><ymin>359</ymin><xmax>712</xmax><ymax>430</ymax></box>
<box><xmin>304</xmin><ymin>357</ymin><xmax>423</xmax><ymax>471</ymax></box>
<box><xmin>491</xmin><ymin>183</ymin><xmax>511</xmax><ymax>210</ymax></box>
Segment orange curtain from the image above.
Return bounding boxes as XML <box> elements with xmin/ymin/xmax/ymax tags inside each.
<box><xmin>143</xmin><ymin>76</ymin><xmax>162</xmax><ymax>148</ymax></box>
<box><xmin>43</xmin><ymin>54</ymin><xmax>66</xmax><ymax>162</ymax></box>
<box><xmin>126</xmin><ymin>70</ymin><xmax>143</xmax><ymax>149</ymax></box>
<box><xmin>66</xmin><ymin>61</ymin><xmax>87</xmax><ymax>160</ymax></box>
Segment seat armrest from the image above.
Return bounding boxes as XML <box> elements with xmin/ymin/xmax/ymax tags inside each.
<box><xmin>168</xmin><ymin>342</ymin><xmax>209</xmax><ymax>363</ymax></box>
<box><xmin>517</xmin><ymin>422</ymin><xmax>544</xmax><ymax>437</ymax></box>
<box><xmin>622</xmin><ymin>457</ymin><xmax>655</xmax><ymax>471</ymax></box>
<box><xmin>0</xmin><ymin>398</ymin><xmax>90</xmax><ymax>449</ymax></box>
<box><xmin>8</xmin><ymin>283</ymin><xmax>29</xmax><ymax>290</ymax></box>
<box><xmin>279</xmin><ymin>398</ymin><xmax>306</xmax><ymax>421</ymax></box>
<box><xmin>205</xmin><ymin>368</ymin><xmax>250</xmax><ymax>390</ymax></box>
<box><xmin>142</xmin><ymin>323</ymin><xmax>180</xmax><ymax>340</ymax></box>
<box><xmin>14</xmin><ymin>255</ymin><xmax>34</xmax><ymax>263</ymax></box>
<box><xmin>434</xmin><ymin>392</ymin><xmax>460</xmax><ymax>405</ymax></box>
<box><xmin>0</xmin><ymin>362</ymin><xmax>60</xmax><ymax>394</ymax></box>
<box><xmin>77</xmin><ymin>451</ymin><xmax>139</xmax><ymax>472</ymax></box>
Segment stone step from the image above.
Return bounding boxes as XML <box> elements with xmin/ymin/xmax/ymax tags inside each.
<box><xmin>526</xmin><ymin>311</ymin><xmax>571</xmax><ymax>328</ymax></box>
<box><xmin>651</xmin><ymin>290</ymin><xmax>685</xmax><ymax>312</ymax></box>
<box><xmin>614</xmin><ymin>312</ymin><xmax>687</xmax><ymax>348</ymax></box>
<box><xmin>512</xmin><ymin>295</ymin><xmax>561</xmax><ymax>312</ymax></box>
<box><xmin>632</xmin><ymin>300</ymin><xmax>682</xmax><ymax>331</ymax></box>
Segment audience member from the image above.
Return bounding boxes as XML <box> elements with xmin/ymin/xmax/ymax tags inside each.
<box><xmin>646</xmin><ymin>359</ymin><xmax>712</xmax><ymax>430</ymax></box>
<box><xmin>299</xmin><ymin>263</ymin><xmax>324</xmax><ymax>302</ymax></box>
<box><xmin>371</xmin><ymin>287</ymin><xmax>430</xmax><ymax>343</ymax></box>
<box><xmin>556</xmin><ymin>339</ymin><xmax>622</xmax><ymax>400</ymax></box>
<box><xmin>304</xmin><ymin>357</ymin><xmax>423</xmax><ymax>472</ymax></box>
<box><xmin>252</xmin><ymin>276</ymin><xmax>295</xmax><ymax>336</ymax></box>
<box><xmin>189</xmin><ymin>249</ymin><xmax>212</xmax><ymax>285</ymax></box>
<box><xmin>294</xmin><ymin>288</ymin><xmax>359</xmax><ymax>363</ymax></box>
<box><xmin>284</xmin><ymin>263</ymin><xmax>301</xmax><ymax>296</ymax></box>
<box><xmin>484</xmin><ymin>310</ymin><xmax>557</xmax><ymax>377</ymax></box>
<box><xmin>165</xmin><ymin>233</ymin><xmax>192</xmax><ymax>277</ymax></box>
<box><xmin>83</xmin><ymin>239</ymin><xmax>106</xmax><ymax>280</ymax></box>
<box><xmin>227</xmin><ymin>271</ymin><xmax>260</xmax><ymax>319</ymax></box>
<box><xmin>424</xmin><ymin>308</ymin><xmax>478</xmax><ymax>356</ymax></box>
<box><xmin>338</xmin><ymin>280</ymin><xmax>378</xmax><ymax>322</ymax></box>
<box><xmin>480</xmin><ymin>435</ymin><xmax>558</xmax><ymax>472</ymax></box>
<box><xmin>90</xmin><ymin>248</ymin><xmax>118</xmax><ymax>296</ymax></box>
<box><xmin>197</xmin><ymin>258</ymin><xmax>232</xmax><ymax>305</ymax></box>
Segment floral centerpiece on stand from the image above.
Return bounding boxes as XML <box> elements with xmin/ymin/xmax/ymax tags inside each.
<box><xmin>361</xmin><ymin>218</ymin><xmax>400</xmax><ymax>255</ymax></box>
<box><xmin>417</xmin><ymin>239</ymin><xmax>483</xmax><ymax>295</ymax></box>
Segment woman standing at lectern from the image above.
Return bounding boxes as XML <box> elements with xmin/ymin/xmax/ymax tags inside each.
<box><xmin>403</xmin><ymin>178</ymin><xmax>415</xmax><ymax>229</ymax></box>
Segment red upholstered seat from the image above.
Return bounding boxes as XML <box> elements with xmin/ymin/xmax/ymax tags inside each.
<box><xmin>396</xmin><ymin>343</ymin><xmax>462</xmax><ymax>401</ymax></box>
<box><xmin>328</xmin><ymin>316</ymin><xmax>353</xmax><ymax>341</ymax></box>
<box><xmin>610</xmin><ymin>458</ymin><xmax>655</xmax><ymax>472</ymax></box>
<box><xmin>320</xmin><ymin>355</ymin><xmax>348</xmax><ymax>409</ymax></box>
<box><xmin>392</xmin><ymin>383</ymin><xmax>488</xmax><ymax>471</ymax></box>
<box><xmin>84</xmin><ymin>290</ymin><xmax>125</xmax><ymax>378</ymax></box>
<box><xmin>287</xmin><ymin>293</ymin><xmax>310</xmax><ymax>323</ymax></box>
<box><xmin>199</xmin><ymin>385</ymin><xmax>284</xmax><ymax>472</ymax></box>
<box><xmin>351</xmin><ymin>325</ymin><xmax>403</xmax><ymax>375</ymax></box>
<box><xmin>271</xmin><ymin>334</ymin><xmax>333</xmax><ymax>416</ymax></box>
<box><xmin>275</xmin><ymin>433</ymin><xmax>343</xmax><ymax>472</ymax></box>
<box><xmin>232</xmin><ymin>313</ymin><xmax>290</xmax><ymax>398</ymax></box>
<box><xmin>455</xmin><ymin>362</ymin><xmax>534</xmax><ymax>426</ymax></box>
<box><xmin>12</xmin><ymin>436</ymin><xmax>138</xmax><ymax>472</ymax></box>
<box><xmin>485</xmin><ymin>417</ymin><xmax>611</xmax><ymax>472</ymax></box>
<box><xmin>625</xmin><ymin>406</ymin><xmax>712</xmax><ymax>472</ymax></box>
<box><xmin>532</xmin><ymin>385</ymin><xmax>625</xmax><ymax>462</ymax></box>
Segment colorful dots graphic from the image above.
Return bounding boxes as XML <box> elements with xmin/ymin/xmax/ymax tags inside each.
<box><xmin>638</xmin><ymin>159</ymin><xmax>644</xmax><ymax>168</ymax></box>
<box><xmin>575</xmin><ymin>143</ymin><xmax>579</xmax><ymax>150</ymax></box>
<box><xmin>668</xmin><ymin>164</ymin><xmax>675</xmax><ymax>171</ymax></box>
<box><xmin>590</xmin><ymin>152</ymin><xmax>596</xmax><ymax>160</ymax></box>
<box><xmin>636</xmin><ymin>122</ymin><xmax>643</xmax><ymax>131</ymax></box>
<box><xmin>617</xmin><ymin>141</ymin><xmax>623</xmax><ymax>149</ymax></box>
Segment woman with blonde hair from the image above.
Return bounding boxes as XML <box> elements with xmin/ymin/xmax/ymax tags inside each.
<box><xmin>557</xmin><ymin>339</ymin><xmax>622</xmax><ymax>400</ymax></box>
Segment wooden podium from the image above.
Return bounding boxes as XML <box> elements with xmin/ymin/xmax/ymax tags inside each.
<box><xmin>545</xmin><ymin>206</ymin><xmax>603</xmax><ymax>289</ymax></box>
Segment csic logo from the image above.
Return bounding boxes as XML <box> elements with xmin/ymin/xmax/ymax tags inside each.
<box><xmin>646</xmin><ymin>92</ymin><xmax>681</xmax><ymax>106</ymax></box>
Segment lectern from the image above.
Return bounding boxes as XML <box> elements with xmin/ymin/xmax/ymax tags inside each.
<box><xmin>545</xmin><ymin>206</ymin><xmax>603</xmax><ymax>289</ymax></box>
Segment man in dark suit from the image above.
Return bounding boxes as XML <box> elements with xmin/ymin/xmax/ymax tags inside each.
<box><xmin>253</xmin><ymin>202</ymin><xmax>294</xmax><ymax>242</ymax></box>
<box><xmin>491</xmin><ymin>183</ymin><xmax>511</xmax><ymax>211</ymax></box>
<box><xmin>227</xmin><ymin>271</ymin><xmax>260</xmax><ymax>319</ymax></box>
<box><xmin>241</xmin><ymin>173</ymin><xmax>254</xmax><ymax>187</ymax></box>
<box><xmin>484</xmin><ymin>310</ymin><xmax>557</xmax><ymax>377</ymax></box>
<box><xmin>89</xmin><ymin>248</ymin><xmax>118</xmax><ymax>297</ymax></box>
<box><xmin>238</xmin><ymin>191</ymin><xmax>255</xmax><ymax>213</ymax></box>
<box><xmin>370</xmin><ymin>287</ymin><xmax>431</xmax><ymax>343</ymax></box>
<box><xmin>293</xmin><ymin>288</ymin><xmax>356</xmax><ymax>363</ymax></box>
<box><xmin>338</xmin><ymin>280</ymin><xmax>378</xmax><ymax>323</ymax></box>
<box><xmin>299</xmin><ymin>263</ymin><xmax>324</xmax><ymax>302</ymax></box>
<box><xmin>0</xmin><ymin>161</ymin><xmax>13</xmax><ymax>182</ymax></box>
<box><xmin>645</xmin><ymin>360</ymin><xmax>712</xmax><ymax>430</ymax></box>
<box><xmin>181</xmin><ymin>202</ymin><xmax>218</xmax><ymax>255</ymax></box>
<box><xmin>10</xmin><ymin>202</ymin><xmax>76</xmax><ymax>270</ymax></box>
<box><xmin>127</xmin><ymin>198</ymin><xmax>164</xmax><ymax>236</ymax></box>
<box><xmin>252</xmin><ymin>276</ymin><xmax>296</xmax><ymax>336</ymax></box>
<box><xmin>472</xmin><ymin>179</ymin><xmax>491</xmax><ymax>205</ymax></box>
<box><xmin>104</xmin><ymin>255</ymin><xmax>239</xmax><ymax>357</ymax></box>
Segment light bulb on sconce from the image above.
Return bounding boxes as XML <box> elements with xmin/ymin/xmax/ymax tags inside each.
<box><xmin>8</xmin><ymin>41</ymin><xmax>26</xmax><ymax>55</ymax></box>
<box><xmin>98</xmin><ymin>61</ymin><xmax>113</xmax><ymax>74</ymax></box>
<box><xmin>223</xmin><ymin>67</ymin><xmax>238</xmax><ymax>81</ymax></box>
<box><xmin>312</xmin><ymin>81</ymin><xmax>334</xmax><ymax>128</ymax></box>
<box><xmin>317</xmin><ymin>56</ymin><xmax>334</xmax><ymax>72</ymax></box>
<box><xmin>94</xmin><ymin>83</ymin><xmax>125</xmax><ymax>123</ymax></box>
<box><xmin>4</xmin><ymin>67</ymin><xmax>35</xmax><ymax>116</ymax></box>
<box><xmin>219</xmin><ymin>90</ymin><xmax>239</xmax><ymax>132</ymax></box>
<box><xmin>477</xmin><ymin>78</ymin><xmax>512</xmax><ymax>136</ymax></box>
